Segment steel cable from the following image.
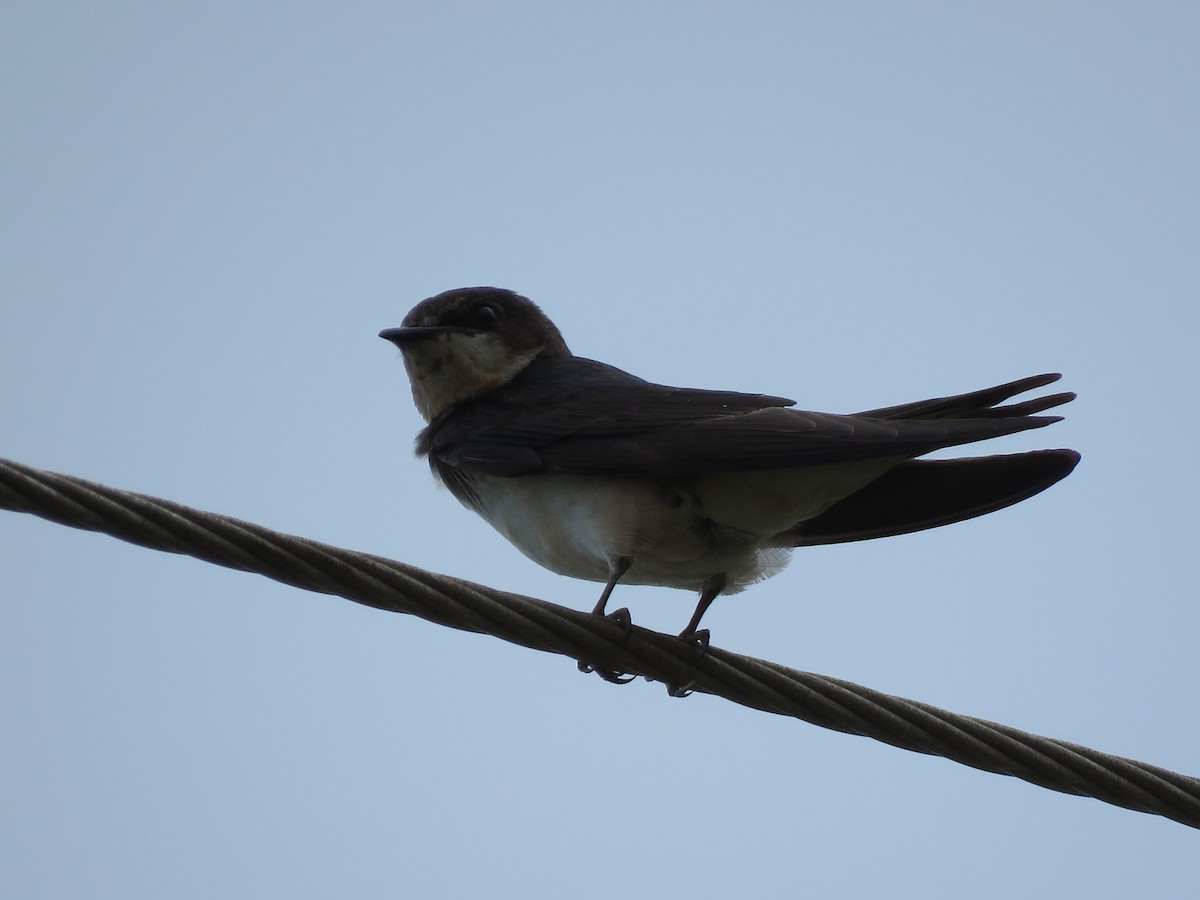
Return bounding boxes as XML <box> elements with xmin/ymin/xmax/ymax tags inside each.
<box><xmin>2</xmin><ymin>456</ymin><xmax>1197</xmax><ymax>828</ymax></box>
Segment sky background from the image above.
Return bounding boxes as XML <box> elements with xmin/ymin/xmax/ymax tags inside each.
<box><xmin>2</xmin><ymin>2</ymin><xmax>1198</xmax><ymax>896</ymax></box>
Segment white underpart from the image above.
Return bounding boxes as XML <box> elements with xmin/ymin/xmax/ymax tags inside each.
<box><xmin>464</xmin><ymin>458</ymin><xmax>900</xmax><ymax>594</ymax></box>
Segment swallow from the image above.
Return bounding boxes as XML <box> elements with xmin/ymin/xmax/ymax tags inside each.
<box><xmin>380</xmin><ymin>286</ymin><xmax>1078</xmax><ymax>655</ymax></box>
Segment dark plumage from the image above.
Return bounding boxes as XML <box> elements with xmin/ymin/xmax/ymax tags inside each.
<box><xmin>382</xmin><ymin>287</ymin><xmax>1078</xmax><ymax>644</ymax></box>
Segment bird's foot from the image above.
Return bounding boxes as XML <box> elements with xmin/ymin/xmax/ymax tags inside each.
<box><xmin>576</xmin><ymin>607</ymin><xmax>635</xmax><ymax>683</ymax></box>
<box><xmin>577</xmin><ymin>661</ymin><xmax>636</xmax><ymax>684</ymax></box>
<box><xmin>678</xmin><ymin>627</ymin><xmax>710</xmax><ymax>655</ymax></box>
<box><xmin>605</xmin><ymin>607</ymin><xmax>632</xmax><ymax>635</ymax></box>
<box><xmin>662</xmin><ymin>628</ymin><xmax>711</xmax><ymax>697</ymax></box>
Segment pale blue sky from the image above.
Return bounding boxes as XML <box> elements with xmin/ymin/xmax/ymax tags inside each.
<box><xmin>2</xmin><ymin>3</ymin><xmax>1197</xmax><ymax>897</ymax></box>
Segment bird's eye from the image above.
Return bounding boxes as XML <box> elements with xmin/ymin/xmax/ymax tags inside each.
<box><xmin>472</xmin><ymin>304</ymin><xmax>500</xmax><ymax>327</ymax></box>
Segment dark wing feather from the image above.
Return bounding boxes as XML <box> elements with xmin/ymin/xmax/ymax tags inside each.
<box><xmin>782</xmin><ymin>449</ymin><xmax>1081</xmax><ymax>546</ymax></box>
<box><xmin>422</xmin><ymin>357</ymin><xmax>1073</xmax><ymax>478</ymax></box>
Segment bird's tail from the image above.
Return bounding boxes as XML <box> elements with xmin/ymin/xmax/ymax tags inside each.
<box><xmin>855</xmin><ymin>373</ymin><xmax>1075</xmax><ymax>422</ymax></box>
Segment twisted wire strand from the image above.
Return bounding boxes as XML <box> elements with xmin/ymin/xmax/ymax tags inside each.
<box><xmin>2</xmin><ymin>456</ymin><xmax>1197</xmax><ymax>829</ymax></box>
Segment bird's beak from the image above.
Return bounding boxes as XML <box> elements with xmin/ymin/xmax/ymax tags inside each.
<box><xmin>378</xmin><ymin>325</ymin><xmax>468</xmax><ymax>346</ymax></box>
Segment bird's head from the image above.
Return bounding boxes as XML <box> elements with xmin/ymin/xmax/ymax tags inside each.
<box><xmin>380</xmin><ymin>287</ymin><xmax>570</xmax><ymax>422</ymax></box>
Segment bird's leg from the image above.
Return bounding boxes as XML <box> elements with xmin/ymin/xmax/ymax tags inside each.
<box><xmin>679</xmin><ymin>573</ymin><xmax>725</xmax><ymax>647</ymax></box>
<box><xmin>578</xmin><ymin>556</ymin><xmax>634</xmax><ymax>683</ymax></box>
<box><xmin>591</xmin><ymin>555</ymin><xmax>631</xmax><ymax>622</ymax></box>
<box><xmin>665</xmin><ymin>574</ymin><xmax>726</xmax><ymax>698</ymax></box>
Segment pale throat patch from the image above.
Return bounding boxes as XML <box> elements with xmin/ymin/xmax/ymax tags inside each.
<box><xmin>403</xmin><ymin>332</ymin><xmax>541</xmax><ymax>421</ymax></box>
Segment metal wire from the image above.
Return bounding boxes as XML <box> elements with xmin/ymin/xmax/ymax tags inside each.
<box><xmin>2</xmin><ymin>455</ymin><xmax>1197</xmax><ymax>829</ymax></box>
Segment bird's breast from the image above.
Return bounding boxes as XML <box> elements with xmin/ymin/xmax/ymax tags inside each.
<box><xmin>443</xmin><ymin>469</ymin><xmax>810</xmax><ymax>592</ymax></box>
<box><xmin>462</xmin><ymin>474</ymin><xmax>701</xmax><ymax>584</ymax></box>
<box><xmin>440</xmin><ymin>459</ymin><xmax>899</xmax><ymax>593</ymax></box>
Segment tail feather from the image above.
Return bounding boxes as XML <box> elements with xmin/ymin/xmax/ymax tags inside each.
<box><xmin>856</xmin><ymin>373</ymin><xmax>1075</xmax><ymax>421</ymax></box>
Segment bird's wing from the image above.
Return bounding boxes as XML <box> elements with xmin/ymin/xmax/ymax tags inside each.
<box><xmin>781</xmin><ymin>449</ymin><xmax>1081</xmax><ymax>546</ymax></box>
<box><xmin>421</xmin><ymin>357</ymin><xmax>1073</xmax><ymax>478</ymax></box>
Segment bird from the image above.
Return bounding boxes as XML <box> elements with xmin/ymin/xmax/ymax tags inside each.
<box><xmin>380</xmin><ymin>286</ymin><xmax>1078</xmax><ymax>653</ymax></box>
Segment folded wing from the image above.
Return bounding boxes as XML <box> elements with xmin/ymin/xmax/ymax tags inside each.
<box><xmin>422</xmin><ymin>358</ymin><xmax>1076</xmax><ymax>479</ymax></box>
<box><xmin>782</xmin><ymin>449</ymin><xmax>1080</xmax><ymax>546</ymax></box>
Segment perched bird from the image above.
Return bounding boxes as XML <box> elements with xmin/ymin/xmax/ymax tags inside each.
<box><xmin>380</xmin><ymin>286</ymin><xmax>1078</xmax><ymax>647</ymax></box>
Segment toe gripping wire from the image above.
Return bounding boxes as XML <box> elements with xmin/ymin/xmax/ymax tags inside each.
<box><xmin>2</xmin><ymin>455</ymin><xmax>1198</xmax><ymax>830</ymax></box>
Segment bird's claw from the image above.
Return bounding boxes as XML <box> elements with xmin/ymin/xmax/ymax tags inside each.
<box><xmin>576</xmin><ymin>660</ymin><xmax>635</xmax><ymax>684</ymax></box>
<box><xmin>576</xmin><ymin>607</ymin><xmax>636</xmax><ymax>683</ymax></box>
<box><xmin>662</xmin><ymin>628</ymin><xmax>710</xmax><ymax>696</ymax></box>
<box><xmin>606</xmin><ymin>607</ymin><xmax>632</xmax><ymax>634</ymax></box>
<box><xmin>678</xmin><ymin>627</ymin><xmax>710</xmax><ymax>655</ymax></box>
